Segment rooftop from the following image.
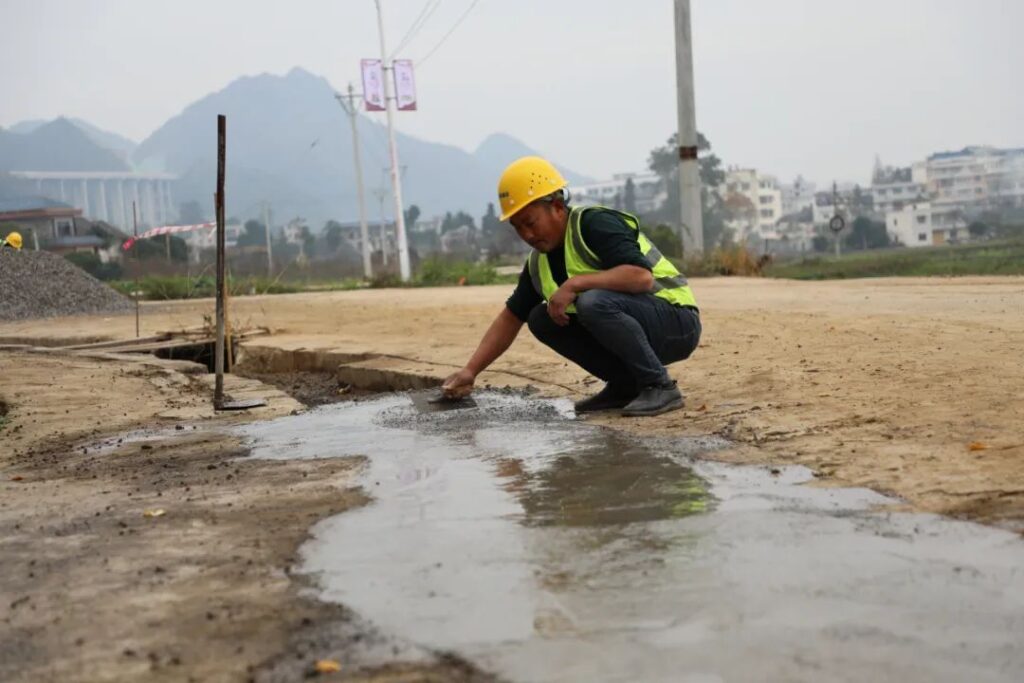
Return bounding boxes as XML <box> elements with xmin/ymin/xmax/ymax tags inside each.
<box><xmin>0</xmin><ymin>196</ymin><xmax>78</xmax><ymax>214</ymax></box>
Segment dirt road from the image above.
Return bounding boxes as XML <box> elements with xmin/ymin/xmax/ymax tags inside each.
<box><xmin>1</xmin><ymin>275</ymin><xmax>1022</xmax><ymax>680</ymax></box>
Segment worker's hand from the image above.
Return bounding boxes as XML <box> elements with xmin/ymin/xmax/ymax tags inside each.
<box><xmin>547</xmin><ymin>283</ymin><xmax>577</xmax><ymax>327</ymax></box>
<box><xmin>442</xmin><ymin>368</ymin><xmax>476</xmax><ymax>399</ymax></box>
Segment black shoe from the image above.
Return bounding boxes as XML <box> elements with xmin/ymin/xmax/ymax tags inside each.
<box><xmin>621</xmin><ymin>381</ymin><xmax>684</xmax><ymax>417</ymax></box>
<box><xmin>573</xmin><ymin>383</ymin><xmax>639</xmax><ymax>413</ymax></box>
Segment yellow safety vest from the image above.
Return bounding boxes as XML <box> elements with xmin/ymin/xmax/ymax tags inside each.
<box><xmin>527</xmin><ymin>206</ymin><xmax>697</xmax><ymax>313</ymax></box>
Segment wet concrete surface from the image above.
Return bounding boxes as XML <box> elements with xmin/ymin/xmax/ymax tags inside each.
<box><xmin>238</xmin><ymin>392</ymin><xmax>1024</xmax><ymax>682</ymax></box>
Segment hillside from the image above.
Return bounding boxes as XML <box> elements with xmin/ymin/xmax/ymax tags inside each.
<box><xmin>133</xmin><ymin>67</ymin><xmax>590</xmax><ymax>226</ymax></box>
<box><xmin>0</xmin><ymin>118</ymin><xmax>129</xmax><ymax>172</ymax></box>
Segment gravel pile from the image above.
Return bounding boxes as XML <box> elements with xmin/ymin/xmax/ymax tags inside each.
<box><xmin>0</xmin><ymin>249</ymin><xmax>134</xmax><ymax>321</ymax></box>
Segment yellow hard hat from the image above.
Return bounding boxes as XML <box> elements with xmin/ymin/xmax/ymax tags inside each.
<box><xmin>497</xmin><ymin>156</ymin><xmax>568</xmax><ymax>222</ymax></box>
<box><xmin>4</xmin><ymin>231</ymin><xmax>23</xmax><ymax>250</ymax></box>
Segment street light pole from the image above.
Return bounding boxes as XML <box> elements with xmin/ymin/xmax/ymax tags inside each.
<box><xmin>674</xmin><ymin>0</ymin><xmax>704</xmax><ymax>255</ymax></box>
<box><xmin>336</xmin><ymin>85</ymin><xmax>373</xmax><ymax>279</ymax></box>
<box><xmin>373</xmin><ymin>0</ymin><xmax>411</xmax><ymax>281</ymax></box>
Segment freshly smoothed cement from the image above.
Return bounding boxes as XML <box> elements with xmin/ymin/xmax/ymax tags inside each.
<box><xmin>239</xmin><ymin>393</ymin><xmax>1024</xmax><ymax>682</ymax></box>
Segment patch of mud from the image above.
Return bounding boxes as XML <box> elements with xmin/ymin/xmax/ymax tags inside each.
<box><xmin>238</xmin><ymin>369</ymin><xmax>377</xmax><ymax>407</ymax></box>
<box><xmin>0</xmin><ymin>422</ymin><xmax>501</xmax><ymax>683</ymax></box>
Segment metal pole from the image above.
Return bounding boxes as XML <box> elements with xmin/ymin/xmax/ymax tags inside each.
<box><xmin>833</xmin><ymin>181</ymin><xmax>842</xmax><ymax>259</ymax></box>
<box><xmin>338</xmin><ymin>84</ymin><xmax>374</xmax><ymax>279</ymax></box>
<box><xmin>262</xmin><ymin>201</ymin><xmax>274</xmax><ymax>278</ymax></box>
<box><xmin>132</xmin><ymin>201</ymin><xmax>139</xmax><ymax>338</ymax></box>
<box><xmin>674</xmin><ymin>0</ymin><xmax>704</xmax><ymax>255</ymax></box>
<box><xmin>214</xmin><ymin>115</ymin><xmax>226</xmax><ymax>409</ymax></box>
<box><xmin>374</xmin><ymin>0</ymin><xmax>411</xmax><ymax>281</ymax></box>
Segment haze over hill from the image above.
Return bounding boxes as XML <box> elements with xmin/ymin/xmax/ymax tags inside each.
<box><xmin>9</xmin><ymin>118</ymin><xmax>137</xmax><ymax>163</ymax></box>
<box><xmin>5</xmin><ymin>68</ymin><xmax>590</xmax><ymax>227</ymax></box>
<box><xmin>0</xmin><ymin>118</ymin><xmax>128</xmax><ymax>173</ymax></box>
<box><xmin>131</xmin><ymin>67</ymin><xmax>590</xmax><ymax>226</ymax></box>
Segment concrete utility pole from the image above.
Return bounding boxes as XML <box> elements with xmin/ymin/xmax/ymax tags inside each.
<box><xmin>372</xmin><ymin>187</ymin><xmax>390</xmax><ymax>267</ymax></box>
<box><xmin>262</xmin><ymin>202</ymin><xmax>274</xmax><ymax>278</ymax></box>
<box><xmin>674</xmin><ymin>0</ymin><xmax>704</xmax><ymax>255</ymax></box>
<box><xmin>374</xmin><ymin>0</ymin><xmax>412</xmax><ymax>281</ymax></box>
<box><xmin>336</xmin><ymin>84</ymin><xmax>373</xmax><ymax>279</ymax></box>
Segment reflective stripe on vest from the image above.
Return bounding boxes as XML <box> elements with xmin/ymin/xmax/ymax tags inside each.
<box><xmin>525</xmin><ymin>206</ymin><xmax>697</xmax><ymax>311</ymax></box>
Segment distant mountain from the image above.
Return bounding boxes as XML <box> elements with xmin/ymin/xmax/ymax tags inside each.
<box><xmin>8</xmin><ymin>120</ymin><xmax>48</xmax><ymax>134</ymax></box>
<box><xmin>9</xmin><ymin>117</ymin><xmax>137</xmax><ymax>163</ymax></box>
<box><xmin>0</xmin><ymin>118</ymin><xmax>129</xmax><ymax>172</ymax></box>
<box><xmin>473</xmin><ymin>133</ymin><xmax>592</xmax><ymax>186</ymax></box>
<box><xmin>133</xmin><ymin>67</ymin><xmax>592</xmax><ymax>227</ymax></box>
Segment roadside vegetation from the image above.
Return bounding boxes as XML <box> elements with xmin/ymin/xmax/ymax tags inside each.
<box><xmin>765</xmin><ymin>239</ymin><xmax>1024</xmax><ymax>280</ymax></box>
<box><xmin>105</xmin><ymin>257</ymin><xmax>517</xmax><ymax>301</ymax></box>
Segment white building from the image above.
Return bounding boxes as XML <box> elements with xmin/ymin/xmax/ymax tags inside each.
<box><xmin>869</xmin><ymin>161</ymin><xmax>928</xmax><ymax>215</ymax></box>
<box><xmin>887</xmin><ymin>201</ymin><xmax>967</xmax><ymax>248</ymax></box>
<box><xmin>927</xmin><ymin>146</ymin><xmax>1024</xmax><ymax>212</ymax></box>
<box><xmin>569</xmin><ymin>172</ymin><xmax>666</xmax><ymax>215</ymax></box>
<box><xmin>723</xmin><ymin>168</ymin><xmax>783</xmax><ymax>237</ymax></box>
<box><xmin>780</xmin><ymin>176</ymin><xmax>817</xmax><ymax>217</ymax></box>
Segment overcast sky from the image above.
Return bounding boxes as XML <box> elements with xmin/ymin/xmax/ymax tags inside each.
<box><xmin>1</xmin><ymin>0</ymin><xmax>1022</xmax><ymax>185</ymax></box>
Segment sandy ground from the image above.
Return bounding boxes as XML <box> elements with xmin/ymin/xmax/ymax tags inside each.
<box><xmin>0</xmin><ymin>352</ymin><xmax>495</xmax><ymax>682</ymax></box>
<box><xmin>1</xmin><ymin>275</ymin><xmax>1023</xmax><ymax>680</ymax></box>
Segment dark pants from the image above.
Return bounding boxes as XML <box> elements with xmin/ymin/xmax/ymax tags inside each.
<box><xmin>527</xmin><ymin>289</ymin><xmax>702</xmax><ymax>390</ymax></box>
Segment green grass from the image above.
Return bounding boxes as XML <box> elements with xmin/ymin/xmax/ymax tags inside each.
<box><xmin>109</xmin><ymin>260</ymin><xmax>518</xmax><ymax>301</ymax></box>
<box><xmin>109</xmin><ymin>275</ymin><xmax>304</xmax><ymax>301</ymax></box>
<box><xmin>765</xmin><ymin>240</ymin><xmax>1024</xmax><ymax>280</ymax></box>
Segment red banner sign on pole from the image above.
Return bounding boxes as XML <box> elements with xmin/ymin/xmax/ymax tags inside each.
<box><xmin>393</xmin><ymin>59</ymin><xmax>417</xmax><ymax>111</ymax></box>
<box><xmin>361</xmin><ymin>59</ymin><xmax>386</xmax><ymax>111</ymax></box>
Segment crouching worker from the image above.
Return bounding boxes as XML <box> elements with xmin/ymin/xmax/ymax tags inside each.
<box><xmin>442</xmin><ymin>156</ymin><xmax>701</xmax><ymax>416</ymax></box>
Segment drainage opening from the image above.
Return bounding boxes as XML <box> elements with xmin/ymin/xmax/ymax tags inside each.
<box><xmin>152</xmin><ymin>340</ymin><xmax>235</xmax><ymax>373</ymax></box>
<box><xmin>234</xmin><ymin>347</ymin><xmax>443</xmax><ymax>407</ymax></box>
<box><xmin>235</xmin><ymin>370</ymin><xmax>380</xmax><ymax>407</ymax></box>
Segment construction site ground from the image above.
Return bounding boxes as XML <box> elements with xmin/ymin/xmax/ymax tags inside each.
<box><xmin>1</xmin><ymin>276</ymin><xmax>1022</xmax><ymax>681</ymax></box>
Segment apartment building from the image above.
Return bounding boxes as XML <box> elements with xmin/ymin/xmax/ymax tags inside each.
<box><xmin>723</xmin><ymin>168</ymin><xmax>783</xmax><ymax>237</ymax></box>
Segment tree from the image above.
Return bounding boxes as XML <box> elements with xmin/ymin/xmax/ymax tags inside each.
<box><xmin>968</xmin><ymin>221</ymin><xmax>989</xmax><ymax>239</ymax></box>
<box><xmin>481</xmin><ymin>202</ymin><xmax>500</xmax><ymax>235</ymax></box>
<box><xmin>323</xmin><ymin>220</ymin><xmax>344</xmax><ymax>252</ymax></box>
<box><xmin>454</xmin><ymin>211</ymin><xmax>476</xmax><ymax>230</ymax></box>
<box><xmin>237</xmin><ymin>220</ymin><xmax>267</xmax><ymax>247</ymax></box>
<box><xmin>441</xmin><ymin>210</ymin><xmax>476</xmax><ymax>233</ymax></box>
<box><xmin>645</xmin><ymin>131</ymin><xmax>727</xmax><ymax>250</ymax></box>
<box><xmin>849</xmin><ymin>185</ymin><xmax>873</xmax><ymax>218</ymax></box>
<box><xmin>480</xmin><ymin>202</ymin><xmax>521</xmax><ymax>258</ymax></box>
<box><xmin>623</xmin><ymin>177</ymin><xmax>637</xmax><ymax>214</ymax></box>
<box><xmin>811</xmin><ymin>234</ymin><xmax>831</xmax><ymax>253</ymax></box>
<box><xmin>647</xmin><ymin>224</ymin><xmax>683</xmax><ymax>259</ymax></box>
<box><xmin>404</xmin><ymin>204</ymin><xmax>421</xmax><ymax>229</ymax></box>
<box><xmin>648</xmin><ymin>132</ymin><xmax>724</xmax><ymax>189</ymax></box>
<box><xmin>723</xmin><ymin>192</ymin><xmax>757</xmax><ymax>224</ymax></box>
<box><xmin>178</xmin><ymin>200</ymin><xmax>205</xmax><ymax>225</ymax></box>
<box><xmin>440</xmin><ymin>211</ymin><xmax>456</xmax><ymax>234</ymax></box>
<box><xmin>133</xmin><ymin>234</ymin><xmax>188</xmax><ymax>261</ymax></box>
<box><xmin>844</xmin><ymin>216</ymin><xmax>891</xmax><ymax>251</ymax></box>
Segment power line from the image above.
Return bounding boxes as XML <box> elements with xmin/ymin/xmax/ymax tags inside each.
<box><xmin>416</xmin><ymin>0</ymin><xmax>483</xmax><ymax>68</ymax></box>
<box><xmin>391</xmin><ymin>0</ymin><xmax>442</xmax><ymax>58</ymax></box>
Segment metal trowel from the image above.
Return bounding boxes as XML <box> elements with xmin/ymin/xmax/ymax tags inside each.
<box><xmin>411</xmin><ymin>390</ymin><xmax>477</xmax><ymax>414</ymax></box>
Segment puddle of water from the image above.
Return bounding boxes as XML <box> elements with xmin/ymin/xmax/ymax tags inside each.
<box><xmin>237</xmin><ymin>393</ymin><xmax>1024</xmax><ymax>683</ymax></box>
